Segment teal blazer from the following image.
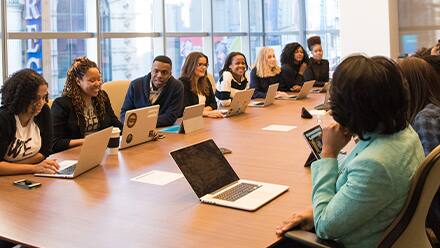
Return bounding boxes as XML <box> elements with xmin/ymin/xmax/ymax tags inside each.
<box><xmin>311</xmin><ymin>126</ymin><xmax>424</xmax><ymax>248</ymax></box>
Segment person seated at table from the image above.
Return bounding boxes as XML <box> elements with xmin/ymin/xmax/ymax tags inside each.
<box><xmin>250</xmin><ymin>47</ymin><xmax>286</xmax><ymax>99</ymax></box>
<box><xmin>180</xmin><ymin>52</ymin><xmax>223</xmax><ymax>118</ymax></box>
<box><xmin>399</xmin><ymin>56</ymin><xmax>440</xmax><ymax>242</ymax></box>
<box><xmin>304</xmin><ymin>36</ymin><xmax>329</xmax><ymax>87</ymax></box>
<box><xmin>215</xmin><ymin>52</ymin><xmax>250</xmax><ymax>107</ymax></box>
<box><xmin>52</xmin><ymin>56</ymin><xmax>122</xmax><ymax>153</ymax></box>
<box><xmin>0</xmin><ymin>69</ymin><xmax>59</xmax><ymax>175</ymax></box>
<box><xmin>276</xmin><ymin>55</ymin><xmax>424</xmax><ymax>248</ymax></box>
<box><xmin>120</xmin><ymin>55</ymin><xmax>184</xmax><ymax>126</ymax></box>
<box><xmin>279</xmin><ymin>42</ymin><xmax>308</xmax><ymax>92</ymax></box>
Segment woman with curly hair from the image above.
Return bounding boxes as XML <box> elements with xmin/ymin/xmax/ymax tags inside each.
<box><xmin>279</xmin><ymin>42</ymin><xmax>309</xmax><ymax>92</ymax></box>
<box><xmin>0</xmin><ymin>69</ymin><xmax>59</xmax><ymax>175</ymax></box>
<box><xmin>51</xmin><ymin>56</ymin><xmax>122</xmax><ymax>153</ymax></box>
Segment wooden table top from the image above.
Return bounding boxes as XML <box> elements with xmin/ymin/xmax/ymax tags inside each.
<box><xmin>0</xmin><ymin>93</ymin><xmax>330</xmax><ymax>248</ymax></box>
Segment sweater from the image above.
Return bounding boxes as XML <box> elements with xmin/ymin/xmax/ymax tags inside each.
<box><xmin>304</xmin><ymin>58</ymin><xmax>329</xmax><ymax>87</ymax></box>
<box><xmin>249</xmin><ymin>67</ymin><xmax>281</xmax><ymax>99</ymax></box>
<box><xmin>279</xmin><ymin>64</ymin><xmax>305</xmax><ymax>91</ymax></box>
<box><xmin>120</xmin><ymin>73</ymin><xmax>184</xmax><ymax>127</ymax></box>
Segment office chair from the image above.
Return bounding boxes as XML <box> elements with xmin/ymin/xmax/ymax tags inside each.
<box><xmin>284</xmin><ymin>144</ymin><xmax>440</xmax><ymax>248</ymax></box>
<box><xmin>101</xmin><ymin>80</ymin><xmax>130</xmax><ymax>118</ymax></box>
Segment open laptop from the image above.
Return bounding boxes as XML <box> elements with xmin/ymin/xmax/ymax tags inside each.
<box><xmin>314</xmin><ymin>90</ymin><xmax>330</xmax><ymax>111</ymax></box>
<box><xmin>311</xmin><ymin>82</ymin><xmax>330</xmax><ymax>93</ymax></box>
<box><xmin>277</xmin><ymin>80</ymin><xmax>315</xmax><ymax>100</ymax></box>
<box><xmin>220</xmin><ymin>88</ymin><xmax>255</xmax><ymax>117</ymax></box>
<box><xmin>160</xmin><ymin>103</ymin><xmax>204</xmax><ymax>134</ymax></box>
<box><xmin>35</xmin><ymin>127</ymin><xmax>112</xmax><ymax>179</ymax></box>
<box><xmin>248</xmin><ymin>83</ymin><xmax>279</xmax><ymax>107</ymax></box>
<box><xmin>119</xmin><ymin>105</ymin><xmax>159</xmax><ymax>149</ymax></box>
<box><xmin>170</xmin><ymin>139</ymin><xmax>289</xmax><ymax>211</ymax></box>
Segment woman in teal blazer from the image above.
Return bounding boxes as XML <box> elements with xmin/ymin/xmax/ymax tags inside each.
<box><xmin>276</xmin><ymin>55</ymin><xmax>425</xmax><ymax>248</ymax></box>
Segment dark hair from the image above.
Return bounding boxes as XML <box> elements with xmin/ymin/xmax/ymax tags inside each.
<box><xmin>422</xmin><ymin>55</ymin><xmax>440</xmax><ymax>77</ymax></box>
<box><xmin>63</xmin><ymin>56</ymin><xmax>106</xmax><ymax>125</ymax></box>
<box><xmin>330</xmin><ymin>55</ymin><xmax>409</xmax><ymax>140</ymax></box>
<box><xmin>280</xmin><ymin>42</ymin><xmax>309</xmax><ymax>66</ymax></box>
<box><xmin>219</xmin><ymin>52</ymin><xmax>248</xmax><ymax>77</ymax></box>
<box><xmin>180</xmin><ymin>52</ymin><xmax>211</xmax><ymax>96</ymax></box>
<box><xmin>1</xmin><ymin>68</ymin><xmax>48</xmax><ymax>114</ymax></box>
<box><xmin>153</xmin><ymin>55</ymin><xmax>172</xmax><ymax>67</ymax></box>
<box><xmin>399</xmin><ymin>57</ymin><xmax>440</xmax><ymax>122</ymax></box>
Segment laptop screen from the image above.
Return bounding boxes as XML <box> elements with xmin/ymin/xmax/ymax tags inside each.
<box><xmin>170</xmin><ymin>139</ymin><xmax>240</xmax><ymax>198</ymax></box>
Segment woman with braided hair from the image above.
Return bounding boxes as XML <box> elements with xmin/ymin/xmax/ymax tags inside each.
<box><xmin>51</xmin><ymin>56</ymin><xmax>122</xmax><ymax>153</ymax></box>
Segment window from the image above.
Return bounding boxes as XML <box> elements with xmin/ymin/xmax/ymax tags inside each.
<box><xmin>2</xmin><ymin>0</ymin><xmax>341</xmax><ymax>98</ymax></box>
<box><xmin>398</xmin><ymin>0</ymin><xmax>440</xmax><ymax>55</ymax></box>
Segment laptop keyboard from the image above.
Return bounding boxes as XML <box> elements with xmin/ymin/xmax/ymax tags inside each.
<box><xmin>58</xmin><ymin>165</ymin><xmax>76</xmax><ymax>175</ymax></box>
<box><xmin>214</xmin><ymin>183</ymin><xmax>261</xmax><ymax>202</ymax></box>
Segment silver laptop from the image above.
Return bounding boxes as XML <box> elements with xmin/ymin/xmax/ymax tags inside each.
<box><xmin>314</xmin><ymin>90</ymin><xmax>331</xmax><ymax>111</ymax></box>
<box><xmin>160</xmin><ymin>103</ymin><xmax>204</xmax><ymax>134</ymax></box>
<box><xmin>277</xmin><ymin>80</ymin><xmax>315</xmax><ymax>100</ymax></box>
<box><xmin>35</xmin><ymin>127</ymin><xmax>112</xmax><ymax>179</ymax></box>
<box><xmin>119</xmin><ymin>105</ymin><xmax>159</xmax><ymax>149</ymax></box>
<box><xmin>248</xmin><ymin>83</ymin><xmax>279</xmax><ymax>107</ymax></box>
<box><xmin>220</xmin><ymin>88</ymin><xmax>255</xmax><ymax>117</ymax></box>
<box><xmin>170</xmin><ymin>139</ymin><xmax>289</xmax><ymax>211</ymax></box>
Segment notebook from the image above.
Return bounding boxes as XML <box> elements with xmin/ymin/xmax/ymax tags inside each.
<box><xmin>248</xmin><ymin>83</ymin><xmax>279</xmax><ymax>107</ymax></box>
<box><xmin>119</xmin><ymin>105</ymin><xmax>159</xmax><ymax>149</ymax></box>
<box><xmin>277</xmin><ymin>80</ymin><xmax>315</xmax><ymax>100</ymax></box>
<box><xmin>220</xmin><ymin>88</ymin><xmax>255</xmax><ymax>117</ymax></box>
<box><xmin>160</xmin><ymin>103</ymin><xmax>204</xmax><ymax>134</ymax></box>
<box><xmin>170</xmin><ymin>139</ymin><xmax>289</xmax><ymax>211</ymax></box>
<box><xmin>35</xmin><ymin>127</ymin><xmax>112</xmax><ymax>179</ymax></box>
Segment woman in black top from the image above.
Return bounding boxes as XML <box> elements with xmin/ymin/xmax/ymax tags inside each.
<box><xmin>180</xmin><ymin>52</ymin><xmax>223</xmax><ymax>118</ymax></box>
<box><xmin>279</xmin><ymin>42</ymin><xmax>309</xmax><ymax>92</ymax></box>
<box><xmin>0</xmin><ymin>69</ymin><xmax>59</xmax><ymax>175</ymax></box>
<box><xmin>250</xmin><ymin>47</ymin><xmax>287</xmax><ymax>99</ymax></box>
<box><xmin>51</xmin><ymin>57</ymin><xmax>122</xmax><ymax>153</ymax></box>
<box><xmin>304</xmin><ymin>36</ymin><xmax>330</xmax><ymax>87</ymax></box>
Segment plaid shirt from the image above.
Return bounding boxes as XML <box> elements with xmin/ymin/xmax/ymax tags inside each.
<box><xmin>413</xmin><ymin>103</ymin><xmax>440</xmax><ymax>155</ymax></box>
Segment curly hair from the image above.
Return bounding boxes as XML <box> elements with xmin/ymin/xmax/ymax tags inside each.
<box><xmin>1</xmin><ymin>68</ymin><xmax>48</xmax><ymax>114</ymax></box>
<box><xmin>330</xmin><ymin>55</ymin><xmax>409</xmax><ymax>140</ymax></box>
<box><xmin>280</xmin><ymin>42</ymin><xmax>309</xmax><ymax>66</ymax></box>
<box><xmin>63</xmin><ymin>56</ymin><xmax>106</xmax><ymax>125</ymax></box>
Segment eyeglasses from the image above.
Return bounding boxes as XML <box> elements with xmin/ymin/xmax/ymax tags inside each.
<box><xmin>197</xmin><ymin>63</ymin><xmax>209</xmax><ymax>68</ymax></box>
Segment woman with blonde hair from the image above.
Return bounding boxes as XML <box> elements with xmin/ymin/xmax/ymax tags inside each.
<box><xmin>51</xmin><ymin>56</ymin><xmax>122</xmax><ymax>153</ymax></box>
<box><xmin>250</xmin><ymin>47</ymin><xmax>285</xmax><ymax>99</ymax></box>
<box><xmin>180</xmin><ymin>52</ymin><xmax>223</xmax><ymax>118</ymax></box>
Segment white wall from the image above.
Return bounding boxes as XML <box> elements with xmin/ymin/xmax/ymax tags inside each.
<box><xmin>340</xmin><ymin>0</ymin><xmax>399</xmax><ymax>59</ymax></box>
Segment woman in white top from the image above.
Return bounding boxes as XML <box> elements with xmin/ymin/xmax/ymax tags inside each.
<box><xmin>180</xmin><ymin>52</ymin><xmax>223</xmax><ymax>118</ymax></box>
<box><xmin>0</xmin><ymin>69</ymin><xmax>59</xmax><ymax>175</ymax></box>
<box><xmin>215</xmin><ymin>52</ymin><xmax>250</xmax><ymax>107</ymax></box>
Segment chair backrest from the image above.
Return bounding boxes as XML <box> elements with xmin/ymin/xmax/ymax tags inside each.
<box><xmin>377</xmin><ymin>144</ymin><xmax>440</xmax><ymax>248</ymax></box>
<box><xmin>101</xmin><ymin>80</ymin><xmax>130</xmax><ymax>119</ymax></box>
<box><xmin>47</xmin><ymin>99</ymin><xmax>53</xmax><ymax>108</ymax></box>
<box><xmin>207</xmin><ymin>73</ymin><xmax>216</xmax><ymax>93</ymax></box>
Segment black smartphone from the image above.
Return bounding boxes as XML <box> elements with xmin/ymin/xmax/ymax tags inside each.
<box><xmin>303</xmin><ymin>125</ymin><xmax>323</xmax><ymax>160</ymax></box>
<box><xmin>13</xmin><ymin>179</ymin><xmax>41</xmax><ymax>189</ymax></box>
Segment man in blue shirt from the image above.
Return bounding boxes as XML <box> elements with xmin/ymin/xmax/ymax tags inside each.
<box><xmin>120</xmin><ymin>56</ymin><xmax>184</xmax><ymax>127</ymax></box>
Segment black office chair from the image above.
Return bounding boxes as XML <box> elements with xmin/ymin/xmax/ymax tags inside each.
<box><xmin>284</xmin><ymin>145</ymin><xmax>440</xmax><ymax>248</ymax></box>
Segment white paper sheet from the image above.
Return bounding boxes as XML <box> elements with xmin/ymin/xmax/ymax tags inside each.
<box><xmin>262</xmin><ymin>124</ymin><xmax>297</xmax><ymax>132</ymax></box>
<box><xmin>308</xmin><ymin>110</ymin><xmax>327</xmax><ymax>116</ymax></box>
<box><xmin>131</xmin><ymin>170</ymin><xmax>183</xmax><ymax>186</ymax></box>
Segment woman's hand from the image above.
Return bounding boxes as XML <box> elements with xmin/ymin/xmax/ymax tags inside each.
<box><xmin>321</xmin><ymin>122</ymin><xmax>352</xmax><ymax>158</ymax></box>
<box><xmin>290</xmin><ymin>85</ymin><xmax>302</xmax><ymax>92</ymax></box>
<box><xmin>203</xmin><ymin>110</ymin><xmax>224</xmax><ymax>118</ymax></box>
<box><xmin>276</xmin><ymin>207</ymin><xmax>314</xmax><ymax>236</ymax></box>
<box><xmin>34</xmin><ymin>159</ymin><xmax>60</xmax><ymax>174</ymax></box>
<box><xmin>276</xmin><ymin>91</ymin><xmax>288</xmax><ymax>98</ymax></box>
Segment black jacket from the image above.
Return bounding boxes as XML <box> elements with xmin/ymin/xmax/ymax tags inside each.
<box><xmin>0</xmin><ymin>104</ymin><xmax>53</xmax><ymax>161</ymax></box>
<box><xmin>279</xmin><ymin>64</ymin><xmax>305</xmax><ymax>91</ymax></box>
<box><xmin>180</xmin><ymin>76</ymin><xmax>217</xmax><ymax>110</ymax></box>
<box><xmin>51</xmin><ymin>91</ymin><xmax>122</xmax><ymax>153</ymax></box>
<box><xmin>304</xmin><ymin>58</ymin><xmax>329</xmax><ymax>87</ymax></box>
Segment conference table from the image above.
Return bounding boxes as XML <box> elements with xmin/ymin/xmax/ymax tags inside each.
<box><xmin>0</xmin><ymin>92</ymin><xmax>331</xmax><ymax>247</ymax></box>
